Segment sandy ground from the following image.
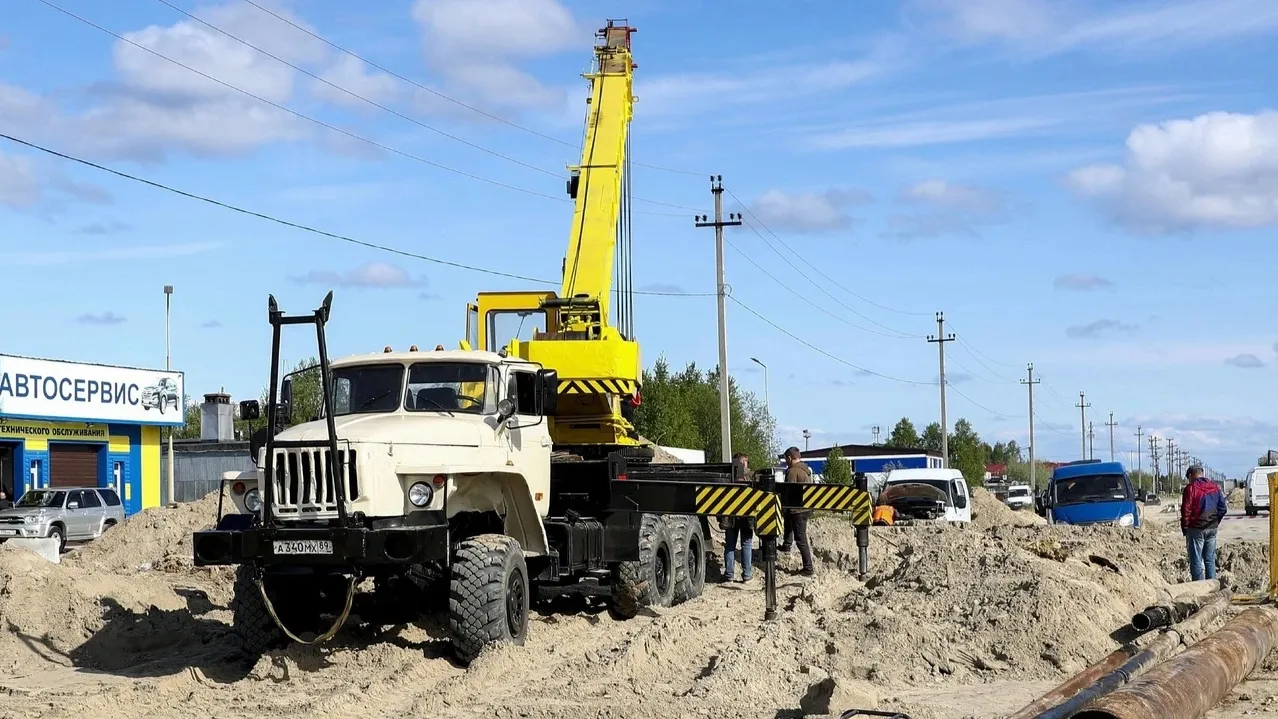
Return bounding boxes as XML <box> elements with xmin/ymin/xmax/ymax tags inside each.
<box><xmin>0</xmin><ymin>490</ymin><xmax>1274</xmax><ymax>719</ymax></box>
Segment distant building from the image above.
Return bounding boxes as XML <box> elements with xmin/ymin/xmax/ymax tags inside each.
<box><xmin>784</xmin><ymin>443</ymin><xmax>944</xmax><ymax>494</ymax></box>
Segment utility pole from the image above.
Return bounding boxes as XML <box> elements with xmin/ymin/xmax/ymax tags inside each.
<box><xmin>1149</xmin><ymin>435</ymin><xmax>1160</xmax><ymax>494</ymax></box>
<box><xmin>1088</xmin><ymin>421</ymin><xmax>1095</xmax><ymax>460</ymax></box>
<box><xmin>1166</xmin><ymin>438</ymin><xmax>1175</xmax><ymax>485</ymax></box>
<box><xmin>1135</xmin><ymin>425</ymin><xmax>1144</xmax><ymax>483</ymax></box>
<box><xmin>695</xmin><ymin>175</ymin><xmax>741</xmax><ymax>462</ymax></box>
<box><xmin>1021</xmin><ymin>363</ymin><xmax>1041</xmax><ymax>489</ymax></box>
<box><xmin>1105</xmin><ymin>411</ymin><xmax>1117</xmax><ymax>462</ymax></box>
<box><xmin>872</xmin><ymin>425</ymin><xmax>881</xmax><ymax>445</ymax></box>
<box><xmin>1076</xmin><ymin>392</ymin><xmax>1091</xmax><ymax>460</ymax></box>
<box><xmin>927</xmin><ymin>312</ymin><xmax>956</xmax><ymax>468</ymax></box>
<box><xmin>802</xmin><ymin>428</ymin><xmax>812</xmax><ymax>452</ymax></box>
<box><xmin>164</xmin><ymin>284</ymin><xmax>174</xmax><ymax>507</ymax></box>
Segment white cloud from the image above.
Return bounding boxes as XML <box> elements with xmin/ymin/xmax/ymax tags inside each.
<box><xmin>1067</xmin><ymin>110</ymin><xmax>1278</xmax><ymax>233</ymax></box>
<box><xmin>411</xmin><ymin>0</ymin><xmax>582</xmax><ymax>113</ymax></box>
<box><xmin>291</xmin><ymin>262</ymin><xmax>425</xmax><ymax>288</ymax></box>
<box><xmin>746</xmin><ymin>188</ymin><xmax>872</xmax><ymax>235</ymax></box>
<box><xmin>311</xmin><ymin>55</ymin><xmax>400</xmax><ymax>108</ymax></box>
<box><xmin>807</xmin><ymin>117</ymin><xmax>1056</xmax><ymax>150</ymax></box>
<box><xmin>638</xmin><ymin>59</ymin><xmax>883</xmax><ymax>119</ymax></box>
<box><xmin>0</xmin><ymin>242</ymin><xmax>223</xmax><ymax>266</ymax></box>
<box><xmin>0</xmin><ymin>152</ymin><xmax>40</xmax><ymax>209</ymax></box>
<box><xmin>883</xmin><ymin>179</ymin><xmax>1008</xmax><ymax>240</ymax></box>
<box><xmin>915</xmin><ymin>0</ymin><xmax>1278</xmax><ymax>55</ymax></box>
<box><xmin>1053</xmin><ymin>273</ymin><xmax>1115</xmax><ymax>291</ymax></box>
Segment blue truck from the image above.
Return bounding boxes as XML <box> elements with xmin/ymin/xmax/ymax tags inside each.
<box><xmin>1046</xmin><ymin>459</ymin><xmax>1141</xmax><ymax>527</ymax></box>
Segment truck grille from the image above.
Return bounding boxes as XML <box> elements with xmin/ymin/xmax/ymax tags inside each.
<box><xmin>268</xmin><ymin>447</ymin><xmax>360</xmax><ymax>519</ymax></box>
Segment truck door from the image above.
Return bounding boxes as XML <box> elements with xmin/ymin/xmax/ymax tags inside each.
<box><xmin>507</xmin><ymin>369</ymin><xmax>551</xmax><ymax>514</ymax></box>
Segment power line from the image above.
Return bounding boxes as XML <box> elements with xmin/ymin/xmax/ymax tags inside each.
<box><xmin>34</xmin><ymin>0</ymin><xmax>697</xmax><ymax>218</ymax></box>
<box><xmin>947</xmin><ymin>381</ymin><xmax>1021</xmax><ymax>419</ymax></box>
<box><xmin>727</xmin><ymin>296</ymin><xmax>935</xmax><ymax>386</ymax></box>
<box><xmin>731</xmin><ymin>185</ymin><xmax>930</xmax><ymax>320</ymax></box>
<box><xmin>0</xmin><ymin>131</ymin><xmax>715</xmax><ymax>296</ymax></box>
<box><xmin>236</xmin><ymin>0</ymin><xmax>702</xmax><ymax>179</ymax></box>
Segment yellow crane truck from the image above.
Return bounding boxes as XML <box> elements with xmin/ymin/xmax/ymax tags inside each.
<box><xmin>192</xmin><ymin>20</ymin><xmax>872</xmax><ymax>665</ymax></box>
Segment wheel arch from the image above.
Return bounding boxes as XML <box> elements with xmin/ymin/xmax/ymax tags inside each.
<box><xmin>448</xmin><ymin>471</ymin><xmax>549</xmax><ymax>555</ymax></box>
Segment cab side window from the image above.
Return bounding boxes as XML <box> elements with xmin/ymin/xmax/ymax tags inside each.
<box><xmin>511</xmin><ymin>371</ymin><xmax>539</xmax><ymax>416</ymax></box>
<box><xmin>79</xmin><ymin>489</ymin><xmax>102</xmax><ymax>508</ymax></box>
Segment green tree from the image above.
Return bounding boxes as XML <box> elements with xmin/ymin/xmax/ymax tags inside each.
<box><xmin>633</xmin><ymin>355</ymin><xmax>776</xmax><ymax>464</ymax></box>
<box><xmin>950</xmin><ymin>418</ymin><xmax>988</xmax><ymax>487</ymax></box>
<box><xmin>921</xmin><ymin>422</ymin><xmax>944</xmax><ymax>453</ymax></box>
<box><xmin>886</xmin><ymin>417</ymin><xmax>920</xmax><ymax>448</ymax></box>
<box><xmin>824</xmin><ymin>445</ymin><xmax>853</xmax><ymax>485</ymax></box>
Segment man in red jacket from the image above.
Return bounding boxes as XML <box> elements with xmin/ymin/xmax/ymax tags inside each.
<box><xmin>1180</xmin><ymin>464</ymin><xmax>1227</xmax><ymax>581</ymax></box>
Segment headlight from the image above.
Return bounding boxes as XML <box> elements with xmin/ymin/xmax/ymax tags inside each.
<box><xmin>408</xmin><ymin>482</ymin><xmax>434</xmax><ymax>508</ymax></box>
<box><xmin>244</xmin><ymin>488</ymin><xmax>262</xmax><ymax>513</ymax></box>
<box><xmin>1116</xmin><ymin>513</ymin><xmax>1134</xmax><ymax>527</ymax></box>
<box><xmin>23</xmin><ymin>516</ymin><xmax>37</xmax><ymax>524</ymax></box>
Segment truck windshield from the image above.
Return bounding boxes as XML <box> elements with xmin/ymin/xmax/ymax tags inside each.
<box><xmin>1009</xmin><ymin>488</ymin><xmax>1030</xmax><ymax>498</ymax></box>
<box><xmin>16</xmin><ymin>490</ymin><xmax>65</xmax><ymax>508</ymax></box>
<box><xmin>1054</xmin><ymin>474</ymin><xmax>1130</xmax><ymax>505</ymax></box>
<box><xmin>332</xmin><ymin>364</ymin><xmax>404</xmax><ymax>415</ymax></box>
<box><xmin>406</xmin><ymin>362</ymin><xmax>492</xmax><ymax>413</ymax></box>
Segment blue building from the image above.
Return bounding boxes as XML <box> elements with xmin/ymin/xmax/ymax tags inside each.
<box><xmin>786</xmin><ymin>443</ymin><xmax>944</xmax><ymax>493</ymax></box>
<box><xmin>0</xmin><ymin>354</ymin><xmax>185</xmax><ymax>516</ymax></box>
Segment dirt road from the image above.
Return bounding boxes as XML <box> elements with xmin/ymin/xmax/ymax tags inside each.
<box><xmin>0</xmin><ymin>491</ymin><xmax>1272</xmax><ymax>719</ymax></box>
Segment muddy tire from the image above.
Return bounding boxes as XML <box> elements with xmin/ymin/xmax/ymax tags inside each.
<box><xmin>610</xmin><ymin>514</ymin><xmax>675</xmax><ymax>619</ymax></box>
<box><xmin>671</xmin><ymin>517</ymin><xmax>706</xmax><ymax>604</ymax></box>
<box><xmin>448</xmin><ymin>534</ymin><xmax>529</xmax><ymax>665</ymax></box>
<box><xmin>231</xmin><ymin>565</ymin><xmax>284</xmax><ymax>656</ymax></box>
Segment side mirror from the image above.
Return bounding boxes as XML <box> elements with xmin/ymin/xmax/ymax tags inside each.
<box><xmin>537</xmin><ymin>369</ymin><xmax>559</xmax><ymax>416</ymax></box>
<box><xmin>278</xmin><ymin>378</ymin><xmax>293</xmax><ymax>425</ymax></box>
<box><xmin>497</xmin><ymin>398</ymin><xmax>516</xmax><ymax>423</ymax></box>
<box><xmin>67</xmin><ymin>502</ymin><xmax>80</xmax><ymax>510</ymax></box>
<box><xmin>239</xmin><ymin>399</ymin><xmax>261</xmax><ymax>421</ymax></box>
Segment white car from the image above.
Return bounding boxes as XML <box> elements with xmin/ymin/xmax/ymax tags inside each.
<box><xmin>1005</xmin><ymin>484</ymin><xmax>1033</xmax><ymax>510</ymax></box>
<box><xmin>878</xmin><ymin>468</ymin><xmax>972</xmax><ymax>525</ymax></box>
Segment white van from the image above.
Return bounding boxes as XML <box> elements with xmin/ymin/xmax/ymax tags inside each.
<box><xmin>878</xmin><ymin>468</ymin><xmax>972</xmax><ymax>525</ymax></box>
<box><xmin>1245</xmin><ymin>467</ymin><xmax>1275</xmax><ymax>517</ymax></box>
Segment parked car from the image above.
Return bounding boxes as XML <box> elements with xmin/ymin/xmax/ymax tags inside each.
<box><xmin>1005</xmin><ymin>483</ymin><xmax>1033</xmax><ymax>510</ymax></box>
<box><xmin>0</xmin><ymin>487</ymin><xmax>125</xmax><ymax>552</ymax></box>
<box><xmin>876</xmin><ymin>468</ymin><xmax>972</xmax><ymax>525</ymax></box>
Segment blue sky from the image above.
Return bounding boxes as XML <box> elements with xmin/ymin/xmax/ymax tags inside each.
<box><xmin>2</xmin><ymin>0</ymin><xmax>1276</xmax><ymax>475</ymax></box>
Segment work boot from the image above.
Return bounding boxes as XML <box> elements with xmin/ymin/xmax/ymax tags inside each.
<box><xmin>799</xmin><ymin>567</ymin><xmax>814</xmax><ymax>577</ymax></box>
<box><xmin>778</xmin><ymin>543</ymin><xmax>792</xmax><ymax>553</ymax></box>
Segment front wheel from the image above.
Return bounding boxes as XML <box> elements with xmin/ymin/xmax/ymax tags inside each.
<box><xmin>231</xmin><ymin>566</ymin><xmax>284</xmax><ymax>656</ymax></box>
<box><xmin>47</xmin><ymin>524</ymin><xmax>66</xmax><ymax>553</ymax></box>
<box><xmin>448</xmin><ymin>534</ymin><xmax>529</xmax><ymax>665</ymax></box>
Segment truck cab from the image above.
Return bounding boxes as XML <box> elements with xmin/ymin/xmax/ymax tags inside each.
<box><xmin>1004</xmin><ymin>483</ymin><xmax>1033</xmax><ymax>511</ymax></box>
<box><xmin>1046</xmin><ymin>460</ymin><xmax>1140</xmax><ymax>527</ymax></box>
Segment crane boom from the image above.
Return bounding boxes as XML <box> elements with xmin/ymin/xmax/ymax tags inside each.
<box><xmin>464</xmin><ymin>20</ymin><xmax>649</xmax><ymax>460</ymax></box>
<box><xmin>560</xmin><ymin>21</ymin><xmax>635</xmax><ymax>331</ymax></box>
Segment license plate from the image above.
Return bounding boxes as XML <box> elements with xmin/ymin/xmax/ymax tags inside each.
<box><xmin>0</xmin><ymin>529</ymin><xmax>17</xmax><ymax>536</ymax></box>
<box><xmin>272</xmin><ymin>539</ymin><xmax>333</xmax><ymax>555</ymax></box>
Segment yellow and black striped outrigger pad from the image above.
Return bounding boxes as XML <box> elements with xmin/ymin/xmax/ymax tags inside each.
<box><xmin>795</xmin><ymin>484</ymin><xmax>873</xmax><ymax>526</ymax></box>
<box><xmin>693</xmin><ymin>484</ymin><xmax>784</xmax><ymax>537</ymax></box>
<box><xmin>558</xmin><ymin>378</ymin><xmax>638</xmax><ymax>395</ymax></box>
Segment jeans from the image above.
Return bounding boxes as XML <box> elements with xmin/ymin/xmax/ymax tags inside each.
<box><xmin>1185</xmin><ymin>527</ymin><xmax>1219</xmax><ymax>581</ymax></box>
<box><xmin>724</xmin><ymin>521</ymin><xmax>754</xmax><ymax>580</ymax></box>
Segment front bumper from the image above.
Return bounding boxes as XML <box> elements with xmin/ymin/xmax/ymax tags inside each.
<box><xmin>0</xmin><ymin>520</ymin><xmax>52</xmax><ymax>539</ymax></box>
<box><xmin>192</xmin><ymin>522</ymin><xmax>449</xmax><ymax>567</ymax></box>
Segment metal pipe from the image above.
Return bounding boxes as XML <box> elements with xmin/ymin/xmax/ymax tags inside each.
<box><xmin>1007</xmin><ymin>646</ymin><xmax>1134</xmax><ymax>719</ymax></box>
<box><xmin>1029</xmin><ymin>592</ymin><xmax>1232</xmax><ymax>719</ymax></box>
<box><xmin>1074</xmin><ymin>606</ymin><xmax>1278</xmax><ymax>719</ymax></box>
<box><xmin>1132</xmin><ymin>589</ymin><xmax>1231</xmax><ymax>633</ymax></box>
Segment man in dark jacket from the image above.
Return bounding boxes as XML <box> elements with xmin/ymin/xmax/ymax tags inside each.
<box><xmin>1180</xmin><ymin>464</ymin><xmax>1227</xmax><ymax>581</ymax></box>
<box><xmin>778</xmin><ymin>446</ymin><xmax>814</xmax><ymax>576</ymax></box>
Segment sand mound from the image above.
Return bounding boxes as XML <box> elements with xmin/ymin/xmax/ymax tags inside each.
<box><xmin>67</xmin><ymin>491</ymin><xmax>224</xmax><ymax>574</ymax></box>
<box><xmin>970</xmin><ymin>486</ymin><xmax>1046</xmax><ymax>528</ymax></box>
<box><xmin>1218</xmin><ymin>540</ymin><xmax>1269</xmax><ymax>593</ymax></box>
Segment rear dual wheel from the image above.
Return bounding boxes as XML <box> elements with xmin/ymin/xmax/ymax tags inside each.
<box><xmin>610</xmin><ymin>514</ymin><xmax>678</xmax><ymax>619</ymax></box>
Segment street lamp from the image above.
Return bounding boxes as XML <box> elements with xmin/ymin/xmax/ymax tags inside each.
<box><xmin>749</xmin><ymin>357</ymin><xmax>769</xmax><ymax>416</ymax></box>
<box><xmin>164</xmin><ymin>285</ymin><xmax>174</xmax><ymax>506</ymax></box>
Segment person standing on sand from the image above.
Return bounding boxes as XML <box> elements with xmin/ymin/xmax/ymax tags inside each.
<box><xmin>722</xmin><ymin>452</ymin><xmax>754</xmax><ymax>582</ymax></box>
<box><xmin>778</xmin><ymin>446</ymin><xmax>815</xmax><ymax>577</ymax></box>
<box><xmin>1180</xmin><ymin>463</ymin><xmax>1227</xmax><ymax>581</ymax></box>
